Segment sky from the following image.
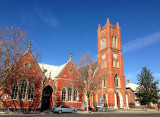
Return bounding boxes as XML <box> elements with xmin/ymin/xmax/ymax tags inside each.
<box><xmin>0</xmin><ymin>0</ymin><xmax>160</xmax><ymax>85</ymax></box>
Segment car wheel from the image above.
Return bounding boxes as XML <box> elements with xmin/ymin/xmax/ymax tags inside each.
<box><xmin>72</xmin><ymin>110</ymin><xmax>75</xmax><ymax>114</ymax></box>
<box><xmin>59</xmin><ymin>110</ymin><xmax>62</xmax><ymax>114</ymax></box>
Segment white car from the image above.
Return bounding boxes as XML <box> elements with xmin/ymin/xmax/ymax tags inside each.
<box><xmin>52</xmin><ymin>105</ymin><xmax>78</xmax><ymax>114</ymax></box>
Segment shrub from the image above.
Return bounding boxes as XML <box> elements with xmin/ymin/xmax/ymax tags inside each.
<box><xmin>129</xmin><ymin>103</ymin><xmax>135</xmax><ymax>108</ymax></box>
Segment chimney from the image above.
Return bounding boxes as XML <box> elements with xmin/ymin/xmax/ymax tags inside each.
<box><xmin>127</xmin><ymin>80</ymin><xmax>129</xmax><ymax>84</ymax></box>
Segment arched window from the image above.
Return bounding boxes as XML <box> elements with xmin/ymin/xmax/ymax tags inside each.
<box><xmin>68</xmin><ymin>87</ymin><xmax>72</xmax><ymax>101</ymax></box>
<box><xmin>101</xmin><ymin>61</ymin><xmax>103</xmax><ymax>69</ymax></box>
<box><xmin>11</xmin><ymin>84</ymin><xmax>18</xmax><ymax>100</ymax></box>
<box><xmin>102</xmin><ymin>39</ymin><xmax>104</xmax><ymax>49</ymax></box>
<box><xmin>113</xmin><ymin>60</ymin><xmax>115</xmax><ymax>67</ymax></box>
<box><xmin>101</xmin><ymin>37</ymin><xmax>106</xmax><ymax>49</ymax></box>
<box><xmin>116</xmin><ymin>60</ymin><xmax>119</xmax><ymax>68</ymax></box>
<box><xmin>112</xmin><ymin>36</ymin><xmax>115</xmax><ymax>47</ymax></box>
<box><xmin>62</xmin><ymin>88</ymin><xmax>66</xmax><ymax>101</ymax></box>
<box><xmin>115</xmin><ymin>37</ymin><xmax>118</xmax><ymax>48</ymax></box>
<box><xmin>100</xmin><ymin>38</ymin><xmax>103</xmax><ymax>49</ymax></box>
<box><xmin>103</xmin><ymin>37</ymin><xmax>106</xmax><ymax>48</ymax></box>
<box><xmin>103</xmin><ymin>60</ymin><xmax>107</xmax><ymax>68</ymax></box>
<box><xmin>115</xmin><ymin>75</ymin><xmax>119</xmax><ymax>87</ymax></box>
<box><xmin>20</xmin><ymin>80</ymin><xmax>27</xmax><ymax>100</ymax></box>
<box><xmin>28</xmin><ymin>86</ymin><xmax>34</xmax><ymax>100</ymax></box>
<box><xmin>73</xmin><ymin>89</ymin><xmax>78</xmax><ymax>101</ymax></box>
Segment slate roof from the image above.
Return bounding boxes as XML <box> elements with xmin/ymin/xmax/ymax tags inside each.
<box><xmin>38</xmin><ymin>63</ymin><xmax>66</xmax><ymax>80</ymax></box>
<box><xmin>126</xmin><ymin>83</ymin><xmax>139</xmax><ymax>93</ymax></box>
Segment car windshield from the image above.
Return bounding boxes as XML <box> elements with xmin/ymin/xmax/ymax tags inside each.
<box><xmin>61</xmin><ymin>105</ymin><xmax>70</xmax><ymax>108</ymax></box>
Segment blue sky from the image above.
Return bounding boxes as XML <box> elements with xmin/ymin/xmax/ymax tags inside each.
<box><xmin>0</xmin><ymin>0</ymin><xmax>160</xmax><ymax>85</ymax></box>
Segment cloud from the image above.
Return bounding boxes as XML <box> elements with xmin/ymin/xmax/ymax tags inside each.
<box><xmin>33</xmin><ymin>3</ymin><xmax>59</xmax><ymax>27</ymax></box>
<box><xmin>122</xmin><ymin>31</ymin><xmax>160</xmax><ymax>54</ymax></box>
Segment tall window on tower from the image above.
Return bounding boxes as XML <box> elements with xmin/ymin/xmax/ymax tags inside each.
<box><xmin>116</xmin><ymin>60</ymin><xmax>119</xmax><ymax>68</ymax></box>
<box><xmin>112</xmin><ymin>36</ymin><xmax>115</xmax><ymax>47</ymax></box>
<box><xmin>113</xmin><ymin>60</ymin><xmax>115</xmax><ymax>67</ymax></box>
<box><xmin>104</xmin><ymin>60</ymin><xmax>107</xmax><ymax>68</ymax></box>
<box><xmin>112</xmin><ymin>36</ymin><xmax>118</xmax><ymax>48</ymax></box>
<box><xmin>101</xmin><ymin>37</ymin><xmax>106</xmax><ymax>49</ymax></box>
<box><xmin>101</xmin><ymin>61</ymin><xmax>103</xmax><ymax>69</ymax></box>
<box><xmin>103</xmin><ymin>77</ymin><xmax>106</xmax><ymax>88</ymax></box>
<box><xmin>115</xmin><ymin>37</ymin><xmax>118</xmax><ymax>48</ymax></box>
<box><xmin>115</xmin><ymin>74</ymin><xmax>119</xmax><ymax>87</ymax></box>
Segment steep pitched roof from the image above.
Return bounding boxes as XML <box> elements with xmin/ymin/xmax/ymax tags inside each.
<box><xmin>38</xmin><ymin>55</ymin><xmax>77</xmax><ymax>80</ymax></box>
<box><xmin>38</xmin><ymin>63</ymin><xmax>66</xmax><ymax>80</ymax></box>
<box><xmin>8</xmin><ymin>43</ymin><xmax>44</xmax><ymax>77</ymax></box>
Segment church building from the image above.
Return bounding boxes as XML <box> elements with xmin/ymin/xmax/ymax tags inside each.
<box><xmin>0</xmin><ymin>19</ymin><xmax>130</xmax><ymax>111</ymax></box>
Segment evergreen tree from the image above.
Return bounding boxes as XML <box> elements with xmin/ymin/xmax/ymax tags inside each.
<box><xmin>137</xmin><ymin>67</ymin><xmax>160</xmax><ymax>105</ymax></box>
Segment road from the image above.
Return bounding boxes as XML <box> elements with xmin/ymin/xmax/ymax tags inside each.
<box><xmin>0</xmin><ymin>113</ymin><xmax>160</xmax><ymax>117</ymax></box>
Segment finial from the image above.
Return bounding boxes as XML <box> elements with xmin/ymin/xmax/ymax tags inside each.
<box><xmin>106</xmin><ymin>18</ymin><xmax>110</xmax><ymax>25</ymax></box>
<box><xmin>28</xmin><ymin>41</ymin><xmax>31</xmax><ymax>50</ymax></box>
<box><xmin>70</xmin><ymin>51</ymin><xmax>72</xmax><ymax>59</ymax></box>
<box><xmin>116</xmin><ymin>22</ymin><xmax>119</xmax><ymax>28</ymax></box>
<box><xmin>98</xmin><ymin>24</ymin><xmax>101</xmax><ymax>30</ymax></box>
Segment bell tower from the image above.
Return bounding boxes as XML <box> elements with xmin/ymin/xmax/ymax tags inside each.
<box><xmin>97</xmin><ymin>18</ymin><xmax>127</xmax><ymax>108</ymax></box>
<box><xmin>97</xmin><ymin>18</ymin><xmax>124</xmax><ymax>74</ymax></box>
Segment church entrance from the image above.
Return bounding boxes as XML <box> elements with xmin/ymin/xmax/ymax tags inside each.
<box><xmin>115</xmin><ymin>91</ymin><xmax>123</xmax><ymax>108</ymax></box>
<box><xmin>41</xmin><ymin>85</ymin><xmax>53</xmax><ymax>111</ymax></box>
<box><xmin>116</xmin><ymin>92</ymin><xmax>120</xmax><ymax>108</ymax></box>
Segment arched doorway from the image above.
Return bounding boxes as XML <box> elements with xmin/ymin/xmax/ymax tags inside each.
<box><xmin>116</xmin><ymin>91</ymin><xmax>123</xmax><ymax>108</ymax></box>
<box><xmin>116</xmin><ymin>92</ymin><xmax>120</xmax><ymax>108</ymax></box>
<box><xmin>41</xmin><ymin>85</ymin><xmax>53</xmax><ymax>110</ymax></box>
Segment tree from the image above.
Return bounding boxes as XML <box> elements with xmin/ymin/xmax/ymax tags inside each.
<box><xmin>74</xmin><ymin>52</ymin><xmax>104</xmax><ymax>112</ymax></box>
<box><xmin>0</xmin><ymin>25</ymin><xmax>41</xmax><ymax>111</ymax></box>
<box><xmin>137</xmin><ymin>67</ymin><xmax>160</xmax><ymax>105</ymax></box>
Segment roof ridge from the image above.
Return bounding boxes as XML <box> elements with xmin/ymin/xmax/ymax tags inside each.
<box><xmin>39</xmin><ymin>63</ymin><xmax>65</xmax><ymax>67</ymax></box>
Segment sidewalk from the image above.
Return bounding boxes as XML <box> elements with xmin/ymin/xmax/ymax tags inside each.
<box><xmin>76</xmin><ymin>109</ymin><xmax>160</xmax><ymax>114</ymax></box>
<box><xmin>0</xmin><ymin>109</ymin><xmax>160</xmax><ymax>115</ymax></box>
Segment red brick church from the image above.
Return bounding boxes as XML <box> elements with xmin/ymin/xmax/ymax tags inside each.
<box><xmin>0</xmin><ymin>19</ymin><xmax>131</xmax><ymax>111</ymax></box>
<box><xmin>94</xmin><ymin>18</ymin><xmax>128</xmax><ymax>109</ymax></box>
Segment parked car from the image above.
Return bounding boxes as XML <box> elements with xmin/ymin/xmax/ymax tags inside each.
<box><xmin>52</xmin><ymin>105</ymin><xmax>77</xmax><ymax>114</ymax></box>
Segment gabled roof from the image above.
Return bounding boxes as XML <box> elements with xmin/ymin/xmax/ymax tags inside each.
<box><xmin>38</xmin><ymin>54</ymin><xmax>76</xmax><ymax>80</ymax></box>
<box><xmin>8</xmin><ymin>42</ymin><xmax>44</xmax><ymax>77</ymax></box>
<box><xmin>126</xmin><ymin>83</ymin><xmax>139</xmax><ymax>93</ymax></box>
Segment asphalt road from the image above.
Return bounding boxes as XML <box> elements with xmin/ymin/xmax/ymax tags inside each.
<box><xmin>0</xmin><ymin>113</ymin><xmax>160</xmax><ymax>117</ymax></box>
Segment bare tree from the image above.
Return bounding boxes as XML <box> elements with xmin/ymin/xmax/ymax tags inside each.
<box><xmin>74</xmin><ymin>52</ymin><xmax>104</xmax><ymax>112</ymax></box>
<box><xmin>0</xmin><ymin>25</ymin><xmax>41</xmax><ymax>111</ymax></box>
